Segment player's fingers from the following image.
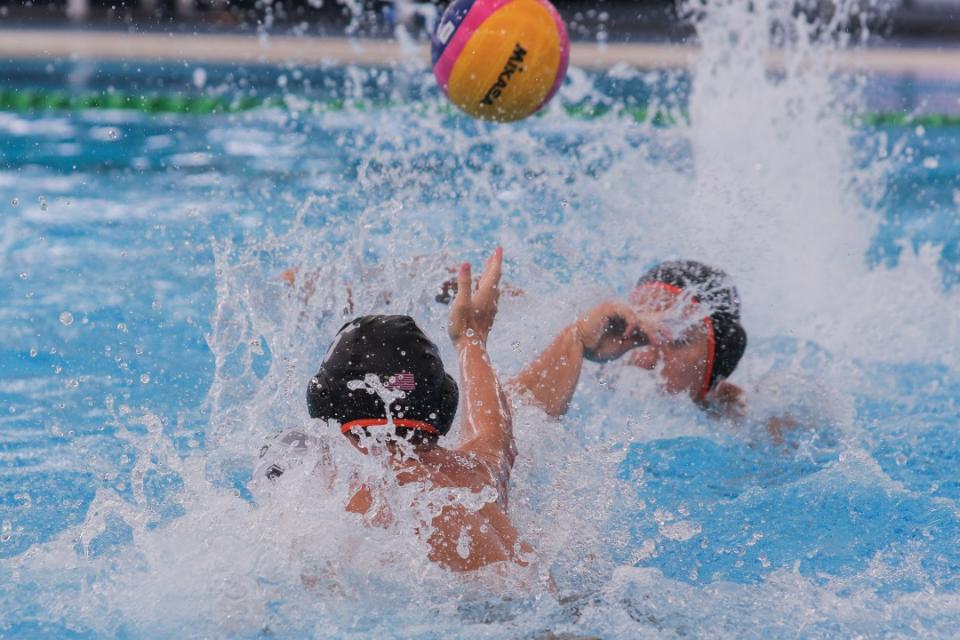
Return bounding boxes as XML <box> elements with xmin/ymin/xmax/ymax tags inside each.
<box><xmin>479</xmin><ymin>246</ymin><xmax>503</xmax><ymax>295</ymax></box>
<box><xmin>456</xmin><ymin>262</ymin><xmax>472</xmax><ymax>306</ymax></box>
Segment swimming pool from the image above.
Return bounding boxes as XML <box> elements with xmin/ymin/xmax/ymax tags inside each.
<box><xmin>2</xmin><ymin>15</ymin><xmax>960</xmax><ymax>640</ymax></box>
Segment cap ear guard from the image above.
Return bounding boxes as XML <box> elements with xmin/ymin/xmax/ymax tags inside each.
<box><xmin>708</xmin><ymin>312</ymin><xmax>747</xmax><ymax>388</ymax></box>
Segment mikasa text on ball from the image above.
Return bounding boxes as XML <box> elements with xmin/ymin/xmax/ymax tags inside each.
<box><xmin>432</xmin><ymin>0</ymin><xmax>569</xmax><ymax>122</ymax></box>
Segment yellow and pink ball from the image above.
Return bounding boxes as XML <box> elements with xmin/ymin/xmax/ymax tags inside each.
<box><xmin>432</xmin><ymin>0</ymin><xmax>569</xmax><ymax>122</ymax></box>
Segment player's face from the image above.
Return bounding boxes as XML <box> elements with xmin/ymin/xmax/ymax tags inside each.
<box><xmin>627</xmin><ymin>285</ymin><xmax>712</xmax><ymax>401</ymax></box>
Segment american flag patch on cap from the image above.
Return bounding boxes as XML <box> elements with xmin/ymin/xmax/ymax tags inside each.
<box><xmin>385</xmin><ymin>372</ymin><xmax>416</xmax><ymax>391</ymax></box>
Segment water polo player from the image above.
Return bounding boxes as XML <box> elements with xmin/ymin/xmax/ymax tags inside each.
<box><xmin>261</xmin><ymin>249</ymin><xmax>532</xmax><ymax>572</ymax></box>
<box><xmin>509</xmin><ymin>260</ymin><xmax>748</xmax><ymax>418</ymax></box>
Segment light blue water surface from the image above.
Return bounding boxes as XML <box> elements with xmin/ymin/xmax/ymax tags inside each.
<box><xmin>0</xmin><ymin>60</ymin><xmax>959</xmax><ymax>638</ymax></box>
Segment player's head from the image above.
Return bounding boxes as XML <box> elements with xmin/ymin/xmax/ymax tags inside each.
<box><xmin>628</xmin><ymin>260</ymin><xmax>747</xmax><ymax>401</ymax></box>
<box><xmin>307</xmin><ymin>315</ymin><xmax>459</xmax><ymax>446</ymax></box>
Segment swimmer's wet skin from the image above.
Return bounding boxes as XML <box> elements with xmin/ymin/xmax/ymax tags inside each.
<box><xmin>509</xmin><ymin>260</ymin><xmax>748</xmax><ymax>419</ymax></box>
<box><xmin>265</xmin><ymin>249</ymin><xmax>532</xmax><ymax>572</ymax></box>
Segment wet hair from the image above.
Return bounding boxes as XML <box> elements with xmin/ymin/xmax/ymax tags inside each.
<box><xmin>307</xmin><ymin>315</ymin><xmax>459</xmax><ymax>443</ymax></box>
<box><xmin>637</xmin><ymin>260</ymin><xmax>747</xmax><ymax>390</ymax></box>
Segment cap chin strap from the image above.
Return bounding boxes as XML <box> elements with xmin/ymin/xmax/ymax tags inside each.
<box><xmin>634</xmin><ymin>281</ymin><xmax>716</xmax><ymax>402</ymax></box>
<box><xmin>341</xmin><ymin>418</ymin><xmax>438</xmax><ymax>435</ymax></box>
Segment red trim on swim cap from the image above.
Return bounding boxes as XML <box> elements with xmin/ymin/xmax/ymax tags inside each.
<box><xmin>634</xmin><ymin>280</ymin><xmax>716</xmax><ymax>400</ymax></box>
<box><xmin>633</xmin><ymin>281</ymin><xmax>684</xmax><ymax>298</ymax></box>
<box><xmin>341</xmin><ymin>418</ymin><xmax>439</xmax><ymax>435</ymax></box>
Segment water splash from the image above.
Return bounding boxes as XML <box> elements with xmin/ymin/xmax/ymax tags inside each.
<box><xmin>3</xmin><ymin>0</ymin><xmax>960</xmax><ymax>637</ymax></box>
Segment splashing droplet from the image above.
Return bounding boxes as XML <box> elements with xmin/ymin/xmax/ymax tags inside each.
<box><xmin>192</xmin><ymin>67</ymin><xmax>207</xmax><ymax>89</ymax></box>
<box><xmin>456</xmin><ymin>527</ymin><xmax>472</xmax><ymax>560</ymax></box>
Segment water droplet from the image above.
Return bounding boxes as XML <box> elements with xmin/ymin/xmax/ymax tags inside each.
<box><xmin>18</xmin><ymin>272</ymin><xmax>27</xmax><ymax>279</ymax></box>
<box><xmin>59</xmin><ymin>311</ymin><xmax>74</xmax><ymax>326</ymax></box>
<box><xmin>192</xmin><ymin>67</ymin><xmax>207</xmax><ymax>89</ymax></box>
<box><xmin>108</xmin><ymin>128</ymin><xmax>119</xmax><ymax>140</ymax></box>
<box><xmin>510</xmin><ymin>340</ymin><xmax>521</xmax><ymax>351</ymax></box>
<box><xmin>140</xmin><ymin>374</ymin><xmax>150</xmax><ymax>384</ymax></box>
<box><xmin>456</xmin><ymin>527</ymin><xmax>472</xmax><ymax>560</ymax></box>
<box><xmin>117</xmin><ymin>323</ymin><xmax>128</xmax><ymax>333</ymax></box>
<box><xmin>895</xmin><ymin>453</ymin><xmax>908</xmax><ymax>466</ymax></box>
<box><xmin>465</xmin><ymin>328</ymin><xmax>475</xmax><ymax>337</ymax></box>
<box><xmin>38</xmin><ymin>196</ymin><xmax>47</xmax><ymax>211</ymax></box>
<box><xmin>10</xmin><ymin>197</ymin><xmax>19</xmax><ymax>208</ymax></box>
<box><xmin>29</xmin><ymin>348</ymin><xmax>37</xmax><ymax>358</ymax></box>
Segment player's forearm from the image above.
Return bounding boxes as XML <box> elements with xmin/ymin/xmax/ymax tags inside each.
<box><xmin>456</xmin><ymin>340</ymin><xmax>513</xmax><ymax>454</ymax></box>
<box><xmin>508</xmin><ymin>324</ymin><xmax>583</xmax><ymax>418</ymax></box>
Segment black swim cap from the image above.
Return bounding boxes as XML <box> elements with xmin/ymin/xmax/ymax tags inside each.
<box><xmin>636</xmin><ymin>260</ymin><xmax>747</xmax><ymax>391</ymax></box>
<box><xmin>307</xmin><ymin>315</ymin><xmax>459</xmax><ymax>440</ymax></box>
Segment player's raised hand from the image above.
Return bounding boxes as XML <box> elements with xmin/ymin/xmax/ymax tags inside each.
<box><xmin>577</xmin><ymin>301</ymin><xmax>650</xmax><ymax>362</ymax></box>
<box><xmin>448</xmin><ymin>247</ymin><xmax>503</xmax><ymax>348</ymax></box>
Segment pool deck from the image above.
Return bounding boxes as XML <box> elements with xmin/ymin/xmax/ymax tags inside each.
<box><xmin>2</xmin><ymin>29</ymin><xmax>959</xmax><ymax>76</ymax></box>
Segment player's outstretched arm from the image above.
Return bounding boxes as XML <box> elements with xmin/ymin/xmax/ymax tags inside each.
<box><xmin>508</xmin><ymin>301</ymin><xmax>649</xmax><ymax>417</ymax></box>
<box><xmin>448</xmin><ymin>248</ymin><xmax>514</xmax><ymax>468</ymax></box>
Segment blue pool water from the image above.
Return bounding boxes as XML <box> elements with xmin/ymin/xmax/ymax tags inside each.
<box><xmin>2</xmin><ymin>15</ymin><xmax>960</xmax><ymax>640</ymax></box>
